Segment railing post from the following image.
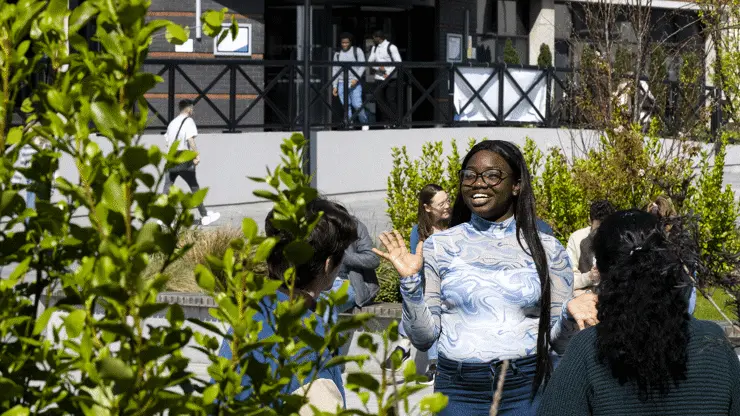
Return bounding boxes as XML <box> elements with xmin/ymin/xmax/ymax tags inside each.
<box><xmin>342</xmin><ymin>64</ymin><xmax>349</xmax><ymax>129</ymax></box>
<box><xmin>449</xmin><ymin>65</ymin><xmax>456</xmax><ymax>126</ymax></box>
<box><xmin>168</xmin><ymin>64</ymin><xmax>176</xmax><ymax>122</ymax></box>
<box><xmin>289</xmin><ymin>64</ymin><xmax>296</xmax><ymax>130</ymax></box>
<box><xmin>545</xmin><ymin>67</ymin><xmax>552</xmax><ymax>126</ymax></box>
<box><xmin>228</xmin><ymin>64</ymin><xmax>237</xmax><ymax>132</ymax></box>
<box><xmin>498</xmin><ymin>65</ymin><xmax>505</xmax><ymax>125</ymax></box>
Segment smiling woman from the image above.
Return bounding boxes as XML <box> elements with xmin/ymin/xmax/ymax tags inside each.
<box><xmin>374</xmin><ymin>140</ymin><xmax>598</xmax><ymax>415</ymax></box>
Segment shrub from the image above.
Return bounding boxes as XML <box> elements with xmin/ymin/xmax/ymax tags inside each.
<box><xmin>375</xmin><ymin>259</ymin><xmax>402</xmax><ymax>303</ymax></box>
<box><xmin>0</xmin><ymin>0</ymin><xmax>448</xmax><ymax>413</ymax></box>
<box><xmin>537</xmin><ymin>43</ymin><xmax>553</xmax><ymax>68</ymax></box>
<box><xmin>387</xmin><ymin>132</ymin><xmax>740</xmax><ymax>325</ymax></box>
<box><xmin>503</xmin><ymin>39</ymin><xmax>521</xmax><ymax>65</ymax></box>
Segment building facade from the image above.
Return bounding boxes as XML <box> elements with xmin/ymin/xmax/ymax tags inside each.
<box><xmin>140</xmin><ymin>0</ymin><xmax>708</xmax><ymax>130</ymax></box>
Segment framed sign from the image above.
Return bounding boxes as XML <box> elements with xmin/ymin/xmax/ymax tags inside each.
<box><xmin>446</xmin><ymin>33</ymin><xmax>463</xmax><ymax>63</ymax></box>
<box><xmin>214</xmin><ymin>23</ymin><xmax>252</xmax><ymax>56</ymax></box>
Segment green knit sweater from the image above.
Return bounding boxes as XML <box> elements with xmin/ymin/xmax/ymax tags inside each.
<box><xmin>538</xmin><ymin>319</ymin><xmax>740</xmax><ymax>416</ymax></box>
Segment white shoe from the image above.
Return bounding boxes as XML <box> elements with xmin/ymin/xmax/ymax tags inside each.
<box><xmin>361</xmin><ymin>125</ymin><xmax>369</xmax><ymax>131</ymax></box>
<box><xmin>201</xmin><ymin>211</ymin><xmax>221</xmax><ymax>226</ymax></box>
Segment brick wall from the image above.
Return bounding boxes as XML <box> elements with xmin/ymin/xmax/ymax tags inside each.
<box><xmin>145</xmin><ymin>0</ymin><xmax>266</xmax><ymax>131</ymax></box>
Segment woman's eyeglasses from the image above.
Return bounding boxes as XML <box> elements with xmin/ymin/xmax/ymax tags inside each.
<box><xmin>458</xmin><ymin>169</ymin><xmax>508</xmax><ymax>187</ymax></box>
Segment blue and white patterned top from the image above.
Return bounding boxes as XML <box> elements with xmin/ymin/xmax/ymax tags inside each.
<box><xmin>400</xmin><ymin>214</ymin><xmax>578</xmax><ymax>363</ymax></box>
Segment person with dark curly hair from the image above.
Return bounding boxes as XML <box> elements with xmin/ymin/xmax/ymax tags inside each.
<box><xmin>538</xmin><ymin>210</ymin><xmax>740</xmax><ymax>415</ymax></box>
<box><xmin>375</xmin><ymin>140</ymin><xmax>598</xmax><ymax>415</ymax></box>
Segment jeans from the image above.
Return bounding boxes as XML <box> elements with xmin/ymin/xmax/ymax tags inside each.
<box><xmin>337</xmin><ymin>82</ymin><xmax>368</xmax><ymax>124</ymax></box>
<box><xmin>322</xmin><ymin>277</ymin><xmax>357</xmax><ymax>324</ymax></box>
<box><xmin>163</xmin><ymin>169</ymin><xmax>208</xmax><ymax>217</ymax></box>
<box><xmin>398</xmin><ymin>321</ymin><xmax>439</xmax><ymax>362</ymax></box>
<box><xmin>376</xmin><ymin>79</ymin><xmax>399</xmax><ymax>125</ymax></box>
<box><xmin>435</xmin><ymin>355</ymin><xmax>540</xmax><ymax>416</ymax></box>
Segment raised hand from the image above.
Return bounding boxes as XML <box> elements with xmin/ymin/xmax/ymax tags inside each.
<box><xmin>567</xmin><ymin>292</ymin><xmax>599</xmax><ymax>330</ymax></box>
<box><xmin>372</xmin><ymin>230</ymin><xmax>423</xmax><ymax>278</ymax></box>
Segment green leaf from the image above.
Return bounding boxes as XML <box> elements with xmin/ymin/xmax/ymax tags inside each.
<box><xmin>122</xmin><ymin>146</ymin><xmax>150</xmax><ymax>172</ymax></box>
<box><xmin>1</xmin><ymin>405</ymin><xmax>30</xmax><ymax>416</ymax></box>
<box><xmin>140</xmin><ymin>303</ymin><xmax>168</xmax><ymax>319</ymax></box>
<box><xmin>165</xmin><ymin>23</ymin><xmax>189</xmax><ymax>45</ymax></box>
<box><xmin>6</xmin><ymin>127</ymin><xmax>22</xmax><ymax>146</ymax></box>
<box><xmin>97</xmin><ymin>357</ymin><xmax>134</xmax><ymax>381</ymax></box>
<box><xmin>202</xmin><ymin>384</ymin><xmax>219</xmax><ymax>404</ymax></box>
<box><xmin>229</xmin><ymin>15</ymin><xmax>238</xmax><ymax>41</ymax></box>
<box><xmin>102</xmin><ymin>174</ymin><xmax>126</xmax><ymax>215</ymax></box>
<box><xmin>195</xmin><ymin>265</ymin><xmax>216</xmax><ymax>292</ymax></box>
<box><xmin>242</xmin><ymin>217</ymin><xmax>258</xmax><ymax>241</ymax></box>
<box><xmin>254</xmin><ymin>238</ymin><xmax>277</xmax><ymax>263</ymax></box>
<box><xmin>346</xmin><ymin>372</ymin><xmax>379</xmax><ymax>391</ymax></box>
<box><xmin>168</xmin><ymin>304</ymin><xmax>185</xmax><ymax>326</ymax></box>
<box><xmin>420</xmin><ymin>392</ymin><xmax>449</xmax><ymax>413</ymax></box>
<box><xmin>91</xmin><ymin>100</ymin><xmax>125</xmax><ymax>138</ymax></box>
<box><xmin>33</xmin><ymin>307</ymin><xmax>56</xmax><ymax>336</ymax></box>
<box><xmin>68</xmin><ymin>1</ymin><xmax>98</xmax><ymax>33</ymax></box>
<box><xmin>283</xmin><ymin>241</ymin><xmax>314</xmax><ymax>266</ymax></box>
<box><xmin>64</xmin><ymin>309</ymin><xmax>86</xmax><ymax>338</ymax></box>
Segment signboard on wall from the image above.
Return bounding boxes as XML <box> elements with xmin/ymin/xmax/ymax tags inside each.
<box><xmin>446</xmin><ymin>33</ymin><xmax>463</xmax><ymax>63</ymax></box>
<box><xmin>214</xmin><ymin>23</ymin><xmax>252</xmax><ymax>56</ymax></box>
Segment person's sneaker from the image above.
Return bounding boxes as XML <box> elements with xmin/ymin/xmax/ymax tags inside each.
<box><xmin>361</xmin><ymin>125</ymin><xmax>370</xmax><ymax>131</ymax></box>
<box><xmin>420</xmin><ymin>361</ymin><xmax>437</xmax><ymax>385</ymax></box>
<box><xmin>383</xmin><ymin>345</ymin><xmax>411</xmax><ymax>370</ymax></box>
<box><xmin>201</xmin><ymin>211</ymin><xmax>221</xmax><ymax>226</ymax></box>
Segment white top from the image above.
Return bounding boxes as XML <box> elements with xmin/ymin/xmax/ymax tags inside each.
<box><xmin>166</xmin><ymin>114</ymin><xmax>197</xmax><ymax>151</ymax></box>
<box><xmin>368</xmin><ymin>40</ymin><xmax>402</xmax><ymax>81</ymax></box>
<box><xmin>565</xmin><ymin>226</ymin><xmax>594</xmax><ymax>291</ymax></box>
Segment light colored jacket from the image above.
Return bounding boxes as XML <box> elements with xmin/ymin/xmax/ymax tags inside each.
<box><xmin>566</xmin><ymin>226</ymin><xmax>596</xmax><ymax>295</ymax></box>
<box><xmin>332</xmin><ymin>47</ymin><xmax>366</xmax><ymax>88</ymax></box>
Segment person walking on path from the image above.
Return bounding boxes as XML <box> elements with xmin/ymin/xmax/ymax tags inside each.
<box><xmin>368</xmin><ymin>30</ymin><xmax>402</xmax><ymax>126</ymax></box>
<box><xmin>374</xmin><ymin>140</ymin><xmax>598</xmax><ymax>415</ymax></box>
<box><xmin>332</xmin><ymin>33</ymin><xmax>369</xmax><ymax>129</ymax></box>
<box><xmin>163</xmin><ymin>99</ymin><xmax>220</xmax><ymax>226</ymax></box>
<box><xmin>538</xmin><ymin>210</ymin><xmax>740</xmax><ymax>416</ymax></box>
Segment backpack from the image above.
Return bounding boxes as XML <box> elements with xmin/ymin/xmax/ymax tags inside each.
<box><xmin>371</xmin><ymin>42</ymin><xmax>396</xmax><ymax>62</ymax></box>
<box><xmin>334</xmin><ymin>46</ymin><xmax>361</xmax><ymax>62</ymax></box>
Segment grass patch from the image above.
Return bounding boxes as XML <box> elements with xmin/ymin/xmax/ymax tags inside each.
<box><xmin>146</xmin><ymin>227</ymin><xmax>243</xmax><ymax>292</ymax></box>
<box><xmin>694</xmin><ymin>288</ymin><xmax>738</xmax><ymax>322</ymax></box>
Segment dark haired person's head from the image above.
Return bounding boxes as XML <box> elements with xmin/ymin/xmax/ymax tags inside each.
<box><xmin>372</xmin><ymin>30</ymin><xmax>385</xmax><ymax>45</ymax></box>
<box><xmin>593</xmin><ymin>210</ymin><xmax>694</xmax><ymax>400</ymax></box>
<box><xmin>589</xmin><ymin>200</ymin><xmax>616</xmax><ymax>231</ymax></box>
<box><xmin>340</xmin><ymin>32</ymin><xmax>354</xmax><ymax>51</ymax></box>
<box><xmin>179</xmin><ymin>99</ymin><xmax>194</xmax><ymax>115</ymax></box>
<box><xmin>265</xmin><ymin>198</ymin><xmax>358</xmax><ymax>298</ymax></box>
<box><xmin>417</xmin><ymin>184</ymin><xmax>451</xmax><ymax>241</ymax></box>
<box><xmin>450</xmin><ymin>140</ymin><xmax>552</xmax><ymax>393</ymax></box>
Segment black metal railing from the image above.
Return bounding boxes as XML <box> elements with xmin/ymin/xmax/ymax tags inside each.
<box><xmin>12</xmin><ymin>59</ymin><xmax>723</xmax><ymax>135</ymax></box>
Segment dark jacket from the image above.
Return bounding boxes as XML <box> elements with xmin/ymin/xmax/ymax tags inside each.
<box><xmin>339</xmin><ymin>219</ymin><xmax>380</xmax><ymax>307</ymax></box>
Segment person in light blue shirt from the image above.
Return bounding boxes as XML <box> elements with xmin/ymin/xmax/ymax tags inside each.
<box><xmin>375</xmin><ymin>140</ymin><xmax>599</xmax><ymax>415</ymax></box>
<box><xmin>215</xmin><ymin>198</ymin><xmax>357</xmax><ymax>414</ymax></box>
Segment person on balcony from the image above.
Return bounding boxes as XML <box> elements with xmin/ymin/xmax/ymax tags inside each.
<box><xmin>332</xmin><ymin>33</ymin><xmax>369</xmax><ymax>130</ymax></box>
<box><xmin>368</xmin><ymin>30</ymin><xmax>402</xmax><ymax>127</ymax></box>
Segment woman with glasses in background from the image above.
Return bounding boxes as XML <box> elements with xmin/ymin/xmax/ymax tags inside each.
<box><xmin>375</xmin><ymin>140</ymin><xmax>598</xmax><ymax>415</ymax></box>
<box><xmin>385</xmin><ymin>184</ymin><xmax>452</xmax><ymax>384</ymax></box>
